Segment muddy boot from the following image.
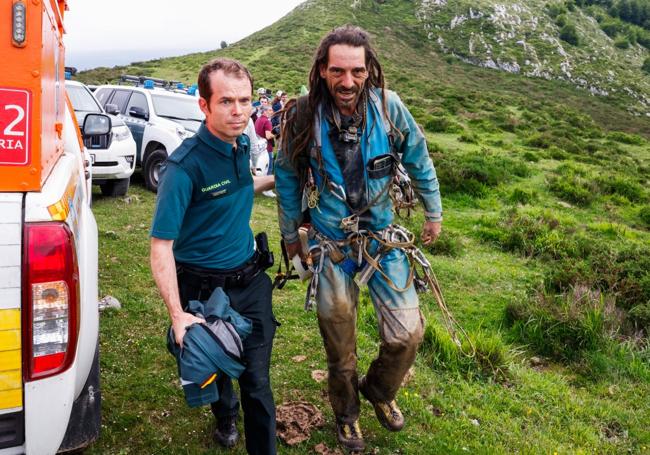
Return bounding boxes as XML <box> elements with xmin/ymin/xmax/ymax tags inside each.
<box><xmin>359</xmin><ymin>376</ymin><xmax>405</xmax><ymax>432</ymax></box>
<box><xmin>336</xmin><ymin>420</ymin><xmax>365</xmax><ymax>452</ymax></box>
<box><xmin>213</xmin><ymin>415</ymin><xmax>239</xmax><ymax>448</ymax></box>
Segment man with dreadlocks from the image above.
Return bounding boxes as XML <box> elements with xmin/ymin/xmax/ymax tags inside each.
<box><xmin>274</xmin><ymin>25</ymin><xmax>442</xmax><ymax>451</ymax></box>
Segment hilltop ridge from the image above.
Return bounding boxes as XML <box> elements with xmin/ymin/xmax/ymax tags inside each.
<box><xmin>77</xmin><ymin>0</ymin><xmax>650</xmax><ymax>136</ymax></box>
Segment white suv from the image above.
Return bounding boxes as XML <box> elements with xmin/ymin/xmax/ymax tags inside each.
<box><xmin>94</xmin><ymin>80</ymin><xmax>204</xmax><ymax>192</ymax></box>
<box><xmin>66</xmin><ymin>80</ymin><xmax>137</xmax><ymax>196</ymax></box>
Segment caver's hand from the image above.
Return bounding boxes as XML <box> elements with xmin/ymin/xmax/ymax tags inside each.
<box><xmin>285</xmin><ymin>239</ymin><xmax>306</xmax><ymax>261</ymax></box>
<box><xmin>421</xmin><ymin>220</ymin><xmax>441</xmax><ymax>246</ymax></box>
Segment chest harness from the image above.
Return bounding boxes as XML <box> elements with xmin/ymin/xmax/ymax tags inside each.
<box><xmin>301</xmin><ymin>92</ymin><xmax>416</xmax><ymax>233</ymax></box>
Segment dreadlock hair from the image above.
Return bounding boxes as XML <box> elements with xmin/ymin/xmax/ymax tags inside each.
<box><xmin>281</xmin><ymin>25</ymin><xmax>398</xmax><ymax>170</ymax></box>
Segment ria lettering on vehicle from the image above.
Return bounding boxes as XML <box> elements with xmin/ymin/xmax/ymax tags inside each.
<box><xmin>0</xmin><ymin>87</ymin><xmax>30</xmax><ymax>165</ymax></box>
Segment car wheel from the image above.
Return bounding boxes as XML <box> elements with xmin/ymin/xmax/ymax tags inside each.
<box><xmin>144</xmin><ymin>148</ymin><xmax>167</xmax><ymax>192</ymax></box>
<box><xmin>99</xmin><ymin>178</ymin><xmax>130</xmax><ymax>197</ymax></box>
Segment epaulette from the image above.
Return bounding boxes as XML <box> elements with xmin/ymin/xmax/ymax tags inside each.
<box><xmin>166</xmin><ymin>136</ymin><xmax>200</xmax><ymax>164</ymax></box>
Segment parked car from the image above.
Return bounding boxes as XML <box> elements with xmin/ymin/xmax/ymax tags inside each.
<box><xmin>66</xmin><ymin>80</ymin><xmax>137</xmax><ymax>197</ymax></box>
<box><xmin>94</xmin><ymin>80</ymin><xmax>204</xmax><ymax>192</ymax></box>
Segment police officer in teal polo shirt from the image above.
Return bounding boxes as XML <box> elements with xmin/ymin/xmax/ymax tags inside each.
<box><xmin>150</xmin><ymin>58</ymin><xmax>276</xmax><ymax>455</ymax></box>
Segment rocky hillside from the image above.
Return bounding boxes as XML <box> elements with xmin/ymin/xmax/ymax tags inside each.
<box><xmin>415</xmin><ymin>0</ymin><xmax>649</xmax><ymax>116</ymax></box>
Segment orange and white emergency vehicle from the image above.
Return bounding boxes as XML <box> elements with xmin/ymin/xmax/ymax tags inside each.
<box><xmin>1</xmin><ymin>1</ymin><xmax>102</xmax><ymax>453</ymax></box>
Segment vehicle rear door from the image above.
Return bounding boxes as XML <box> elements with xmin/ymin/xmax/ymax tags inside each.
<box><xmin>123</xmin><ymin>92</ymin><xmax>148</xmax><ymax>154</ymax></box>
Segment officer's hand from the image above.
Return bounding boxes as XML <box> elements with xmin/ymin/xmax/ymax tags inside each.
<box><xmin>286</xmin><ymin>239</ymin><xmax>306</xmax><ymax>262</ymax></box>
<box><xmin>172</xmin><ymin>311</ymin><xmax>206</xmax><ymax>346</ymax></box>
<box><xmin>421</xmin><ymin>220</ymin><xmax>442</xmax><ymax>246</ymax></box>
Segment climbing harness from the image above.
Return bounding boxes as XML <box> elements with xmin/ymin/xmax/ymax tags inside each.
<box><xmin>302</xmin><ymin>224</ymin><xmax>475</xmax><ymax>357</ymax></box>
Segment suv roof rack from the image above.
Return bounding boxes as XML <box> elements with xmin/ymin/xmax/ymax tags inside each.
<box><xmin>119</xmin><ymin>75</ymin><xmax>186</xmax><ymax>90</ymax></box>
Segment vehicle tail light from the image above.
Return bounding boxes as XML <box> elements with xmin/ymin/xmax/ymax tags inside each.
<box><xmin>23</xmin><ymin>222</ymin><xmax>79</xmax><ymax>381</ymax></box>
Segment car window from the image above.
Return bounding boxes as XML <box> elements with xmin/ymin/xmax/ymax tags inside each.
<box><xmin>66</xmin><ymin>84</ymin><xmax>102</xmax><ymax>113</ymax></box>
<box><xmin>110</xmin><ymin>90</ymin><xmax>133</xmax><ymax>113</ymax></box>
<box><xmin>126</xmin><ymin>92</ymin><xmax>148</xmax><ymax>115</ymax></box>
<box><xmin>151</xmin><ymin>94</ymin><xmax>204</xmax><ymax>121</ymax></box>
<box><xmin>94</xmin><ymin>88</ymin><xmax>113</xmax><ymax>106</ymax></box>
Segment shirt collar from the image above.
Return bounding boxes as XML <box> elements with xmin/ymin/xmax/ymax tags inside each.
<box><xmin>197</xmin><ymin>122</ymin><xmax>248</xmax><ymax>157</ymax></box>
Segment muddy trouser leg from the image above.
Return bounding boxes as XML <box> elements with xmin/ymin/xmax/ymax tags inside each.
<box><xmin>225</xmin><ymin>272</ymin><xmax>278</xmax><ymax>455</ymax></box>
<box><xmin>315</xmin><ymin>256</ymin><xmax>360</xmax><ymax>424</ymax></box>
<box><xmin>364</xmin><ymin>248</ymin><xmax>424</xmax><ymax>403</ymax></box>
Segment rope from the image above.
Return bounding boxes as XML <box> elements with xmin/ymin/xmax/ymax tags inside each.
<box><xmin>305</xmin><ymin>224</ymin><xmax>476</xmax><ymax>358</ymax></box>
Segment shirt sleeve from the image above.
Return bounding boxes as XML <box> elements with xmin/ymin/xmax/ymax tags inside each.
<box><xmin>150</xmin><ymin>162</ymin><xmax>193</xmax><ymax>239</ymax></box>
<box><xmin>274</xmin><ymin>109</ymin><xmax>304</xmax><ymax>243</ymax></box>
<box><xmin>387</xmin><ymin>91</ymin><xmax>443</xmax><ymax>222</ymax></box>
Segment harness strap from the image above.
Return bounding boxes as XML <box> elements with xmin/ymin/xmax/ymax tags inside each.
<box><xmin>304</xmin><ymin>224</ymin><xmax>476</xmax><ymax>358</ymax></box>
<box><xmin>272</xmin><ymin>239</ymin><xmax>300</xmax><ymax>290</ymax></box>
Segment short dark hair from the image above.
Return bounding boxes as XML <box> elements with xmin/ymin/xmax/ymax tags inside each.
<box><xmin>198</xmin><ymin>58</ymin><xmax>253</xmax><ymax>104</ymax></box>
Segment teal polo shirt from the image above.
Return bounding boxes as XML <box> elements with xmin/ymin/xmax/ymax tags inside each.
<box><xmin>150</xmin><ymin>123</ymin><xmax>255</xmax><ymax>270</ymax></box>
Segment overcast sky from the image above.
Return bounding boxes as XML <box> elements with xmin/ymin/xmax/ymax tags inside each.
<box><xmin>65</xmin><ymin>0</ymin><xmax>305</xmax><ymax>70</ymax></box>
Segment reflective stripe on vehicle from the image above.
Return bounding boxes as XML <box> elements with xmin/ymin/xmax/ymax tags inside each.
<box><xmin>0</xmin><ymin>309</ymin><xmax>22</xmax><ymax>410</ymax></box>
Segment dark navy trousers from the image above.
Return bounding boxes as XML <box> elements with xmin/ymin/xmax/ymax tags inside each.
<box><xmin>178</xmin><ymin>270</ymin><xmax>278</xmax><ymax>455</ymax></box>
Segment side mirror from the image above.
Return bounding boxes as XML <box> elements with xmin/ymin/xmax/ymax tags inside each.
<box><xmin>104</xmin><ymin>103</ymin><xmax>120</xmax><ymax>115</ymax></box>
<box><xmin>129</xmin><ymin>106</ymin><xmax>149</xmax><ymax>120</ymax></box>
<box><xmin>82</xmin><ymin>113</ymin><xmax>112</xmax><ymax>136</ymax></box>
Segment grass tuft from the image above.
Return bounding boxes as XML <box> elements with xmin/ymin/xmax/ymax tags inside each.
<box><xmin>505</xmin><ymin>285</ymin><xmax>621</xmax><ymax>361</ymax></box>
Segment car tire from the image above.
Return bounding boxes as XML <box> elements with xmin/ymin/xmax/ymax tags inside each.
<box><xmin>144</xmin><ymin>148</ymin><xmax>167</xmax><ymax>193</ymax></box>
<box><xmin>99</xmin><ymin>178</ymin><xmax>130</xmax><ymax>197</ymax></box>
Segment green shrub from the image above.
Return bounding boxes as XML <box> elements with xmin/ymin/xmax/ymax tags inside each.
<box><xmin>543</xmin><ymin>258</ymin><xmax>595</xmax><ymax>292</ymax></box>
<box><xmin>508</xmin><ymin>188</ymin><xmax>538</xmax><ymax>205</ymax></box>
<box><xmin>600</xmin><ymin>20</ymin><xmax>620</xmax><ymax>37</ymax></box>
<box><xmin>643</xmin><ymin>57</ymin><xmax>650</xmax><ymax>74</ymax></box>
<box><xmin>555</xmin><ymin>13</ymin><xmax>568</xmax><ymax>27</ymax></box>
<box><xmin>548</xmin><ymin>146</ymin><xmax>569</xmax><ymax>160</ymax></box>
<box><xmin>505</xmin><ymin>286</ymin><xmax>616</xmax><ymax>361</ymax></box>
<box><xmin>579</xmin><ymin>339</ymin><xmax>650</xmax><ymax>381</ymax></box>
<box><xmin>606</xmin><ymin>131</ymin><xmax>645</xmax><ymax>145</ymax></box>
<box><xmin>597</xmin><ymin>176</ymin><xmax>645</xmax><ymax>202</ymax></box>
<box><xmin>435</xmin><ymin>153</ymin><xmax>529</xmax><ymax>196</ymax></box>
<box><xmin>639</xmin><ymin>205</ymin><xmax>650</xmax><ymax>226</ymax></box>
<box><xmin>458</xmin><ymin>131</ymin><xmax>479</xmax><ymax>144</ymax></box>
<box><xmin>614</xmin><ymin>36</ymin><xmax>631</xmax><ymax>48</ymax></box>
<box><xmin>524</xmin><ymin>132</ymin><xmax>552</xmax><ymax>148</ymax></box>
<box><xmin>476</xmin><ymin>208</ymin><xmax>588</xmax><ymax>260</ymax></box>
<box><xmin>424</xmin><ymin>116</ymin><xmax>462</xmax><ymax>133</ymax></box>
<box><xmin>629</xmin><ymin>304</ymin><xmax>650</xmax><ymax>332</ymax></box>
<box><xmin>522</xmin><ymin>151</ymin><xmax>540</xmax><ymax>162</ymax></box>
<box><xmin>421</xmin><ymin>323</ymin><xmax>510</xmax><ymax>380</ymax></box>
<box><xmin>547</xmin><ymin>3</ymin><xmax>568</xmax><ymax>18</ymax></box>
<box><xmin>426</xmin><ymin>230</ymin><xmax>464</xmax><ymax>257</ymax></box>
<box><xmin>548</xmin><ymin>173</ymin><xmax>597</xmax><ymax>205</ymax></box>
<box><xmin>560</xmin><ymin>24</ymin><xmax>580</xmax><ymax>45</ymax></box>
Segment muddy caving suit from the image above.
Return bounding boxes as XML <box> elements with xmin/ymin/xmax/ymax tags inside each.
<box><xmin>151</xmin><ymin>124</ymin><xmax>277</xmax><ymax>455</ymax></box>
<box><xmin>275</xmin><ymin>88</ymin><xmax>442</xmax><ymax>424</ymax></box>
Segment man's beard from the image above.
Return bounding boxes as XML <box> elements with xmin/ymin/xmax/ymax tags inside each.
<box><xmin>334</xmin><ymin>86</ymin><xmax>362</xmax><ymax>110</ymax></box>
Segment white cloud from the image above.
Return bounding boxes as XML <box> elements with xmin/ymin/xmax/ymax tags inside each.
<box><xmin>64</xmin><ymin>0</ymin><xmax>305</xmax><ymax>69</ymax></box>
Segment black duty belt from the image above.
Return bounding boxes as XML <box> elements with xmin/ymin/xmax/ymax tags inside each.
<box><xmin>177</xmin><ymin>252</ymin><xmax>262</xmax><ymax>291</ymax></box>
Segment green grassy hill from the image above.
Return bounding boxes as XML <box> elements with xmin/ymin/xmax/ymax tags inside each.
<box><xmin>82</xmin><ymin>0</ymin><xmax>650</xmax><ymax>453</ymax></box>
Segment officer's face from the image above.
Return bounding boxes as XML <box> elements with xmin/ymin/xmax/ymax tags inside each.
<box><xmin>199</xmin><ymin>70</ymin><xmax>252</xmax><ymax>144</ymax></box>
<box><xmin>319</xmin><ymin>44</ymin><xmax>368</xmax><ymax>116</ymax></box>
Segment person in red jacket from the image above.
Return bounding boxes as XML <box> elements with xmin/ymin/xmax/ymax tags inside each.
<box><xmin>254</xmin><ymin>105</ymin><xmax>277</xmax><ymax>197</ymax></box>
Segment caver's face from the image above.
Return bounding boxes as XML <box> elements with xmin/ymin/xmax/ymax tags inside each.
<box><xmin>199</xmin><ymin>70</ymin><xmax>252</xmax><ymax>144</ymax></box>
<box><xmin>319</xmin><ymin>44</ymin><xmax>368</xmax><ymax>116</ymax></box>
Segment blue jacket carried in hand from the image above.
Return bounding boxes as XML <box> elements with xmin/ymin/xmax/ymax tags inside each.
<box><xmin>167</xmin><ymin>287</ymin><xmax>253</xmax><ymax>407</ymax></box>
